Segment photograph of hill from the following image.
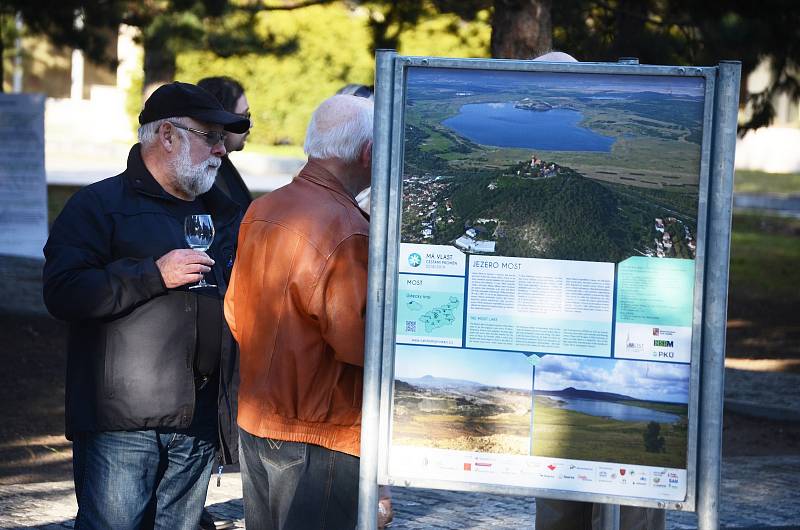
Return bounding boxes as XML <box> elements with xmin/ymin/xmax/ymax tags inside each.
<box><xmin>392</xmin><ymin>346</ymin><xmax>534</xmax><ymax>455</ymax></box>
<box><xmin>400</xmin><ymin>68</ymin><xmax>705</xmax><ymax>263</ymax></box>
<box><xmin>391</xmin><ymin>346</ymin><xmax>690</xmax><ymax>468</ymax></box>
<box><xmin>532</xmin><ymin>356</ymin><xmax>690</xmax><ymax>468</ymax></box>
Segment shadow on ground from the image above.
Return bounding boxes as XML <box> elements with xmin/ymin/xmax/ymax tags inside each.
<box><xmin>0</xmin><ymin>313</ymin><xmax>71</xmax><ymax>485</ymax></box>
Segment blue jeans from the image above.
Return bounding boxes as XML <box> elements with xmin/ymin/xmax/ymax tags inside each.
<box><xmin>239</xmin><ymin>427</ymin><xmax>360</xmax><ymax>530</ymax></box>
<box><xmin>72</xmin><ymin>426</ymin><xmax>216</xmax><ymax>530</ymax></box>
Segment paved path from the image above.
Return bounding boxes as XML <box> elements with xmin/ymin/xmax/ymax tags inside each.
<box><xmin>2</xmin><ymin>455</ymin><xmax>799</xmax><ymax>529</ymax></box>
<box><xmin>0</xmin><ymin>346</ymin><xmax>796</xmax><ymax>529</ymax></box>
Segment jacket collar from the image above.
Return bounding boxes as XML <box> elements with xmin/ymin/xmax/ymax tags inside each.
<box><xmin>124</xmin><ymin>144</ymin><xmax>240</xmax><ymax>226</ymax></box>
<box><xmin>296</xmin><ymin>159</ymin><xmax>362</xmax><ymax>211</ymax></box>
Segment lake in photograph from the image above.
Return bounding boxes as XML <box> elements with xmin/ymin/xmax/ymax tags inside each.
<box><xmin>442</xmin><ymin>103</ymin><xmax>616</xmax><ymax>152</ymax></box>
<box><xmin>548</xmin><ymin>397</ymin><xmax>682</xmax><ymax>424</ymax></box>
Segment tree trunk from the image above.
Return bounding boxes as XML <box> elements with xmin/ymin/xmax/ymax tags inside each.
<box><xmin>491</xmin><ymin>0</ymin><xmax>552</xmax><ymax>59</ymax></box>
<box><xmin>142</xmin><ymin>37</ymin><xmax>176</xmax><ymax>96</ymax></box>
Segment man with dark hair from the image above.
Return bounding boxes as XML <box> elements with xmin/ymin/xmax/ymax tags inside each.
<box><xmin>43</xmin><ymin>82</ymin><xmax>248</xmax><ymax>530</ymax></box>
<box><xmin>195</xmin><ymin>75</ymin><xmax>252</xmax><ymax>530</ymax></box>
<box><xmin>198</xmin><ymin>76</ymin><xmax>253</xmax><ymax>211</ymax></box>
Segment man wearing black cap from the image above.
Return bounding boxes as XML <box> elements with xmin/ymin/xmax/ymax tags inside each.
<box><xmin>43</xmin><ymin>82</ymin><xmax>249</xmax><ymax>530</ymax></box>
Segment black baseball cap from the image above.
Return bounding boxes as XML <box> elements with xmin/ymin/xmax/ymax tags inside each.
<box><xmin>138</xmin><ymin>81</ymin><xmax>250</xmax><ymax>133</ymax></box>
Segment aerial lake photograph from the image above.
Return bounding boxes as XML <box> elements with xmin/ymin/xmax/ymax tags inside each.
<box><xmin>391</xmin><ymin>346</ymin><xmax>689</xmax><ymax>468</ymax></box>
<box><xmin>400</xmin><ymin>67</ymin><xmax>706</xmax><ymax>264</ymax></box>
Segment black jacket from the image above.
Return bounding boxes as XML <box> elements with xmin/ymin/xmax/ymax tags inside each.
<box><xmin>43</xmin><ymin>145</ymin><xmax>241</xmax><ymax>463</ymax></box>
<box><xmin>215</xmin><ymin>156</ymin><xmax>252</xmax><ymax>212</ymax></box>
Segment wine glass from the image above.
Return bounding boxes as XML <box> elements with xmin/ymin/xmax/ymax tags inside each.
<box><xmin>184</xmin><ymin>214</ymin><xmax>216</xmax><ymax>289</ymax></box>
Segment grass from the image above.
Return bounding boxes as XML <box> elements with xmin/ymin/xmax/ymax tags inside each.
<box><xmin>729</xmin><ymin>212</ymin><xmax>800</xmax><ymax>302</ymax></box>
<box><xmin>47</xmin><ymin>185</ymin><xmax>82</xmax><ymax>226</ymax></box>
<box><xmin>531</xmin><ymin>397</ymin><xmax>688</xmax><ymax>468</ymax></box>
<box><xmin>393</xmin><ymin>396</ymin><xmax>688</xmax><ymax>468</ymax></box>
<box><xmin>734</xmin><ymin>169</ymin><xmax>800</xmax><ymax>196</ymax></box>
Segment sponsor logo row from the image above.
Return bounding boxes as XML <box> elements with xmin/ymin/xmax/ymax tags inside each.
<box><xmin>411</xmin><ymin>452</ymin><xmax>684</xmax><ymax>493</ymax></box>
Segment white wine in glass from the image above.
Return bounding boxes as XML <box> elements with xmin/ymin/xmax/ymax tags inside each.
<box><xmin>184</xmin><ymin>214</ymin><xmax>216</xmax><ymax>289</ymax></box>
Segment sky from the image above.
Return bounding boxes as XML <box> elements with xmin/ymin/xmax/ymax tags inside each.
<box><xmin>394</xmin><ymin>344</ymin><xmax>690</xmax><ymax>403</ymax></box>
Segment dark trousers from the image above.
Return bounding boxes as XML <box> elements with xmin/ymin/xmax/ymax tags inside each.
<box><xmin>239</xmin><ymin>427</ymin><xmax>360</xmax><ymax>530</ymax></box>
<box><xmin>535</xmin><ymin>499</ymin><xmax>666</xmax><ymax>530</ymax></box>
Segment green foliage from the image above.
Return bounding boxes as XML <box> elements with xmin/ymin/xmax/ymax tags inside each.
<box><xmin>1</xmin><ymin>0</ymin><xmax>119</xmax><ymax>65</ymax></box>
<box><xmin>47</xmin><ymin>185</ymin><xmax>81</xmax><ymax>227</ymax></box>
<box><xmin>643</xmin><ymin>421</ymin><xmax>666</xmax><ymax>453</ymax></box>
<box><xmin>126</xmin><ymin>67</ymin><xmax>145</xmax><ymax>134</ymax></box>
<box><xmin>177</xmin><ymin>4</ymin><xmax>373</xmax><ymax>145</ymax></box>
<box><xmin>1</xmin><ymin>1</ymin><xmax>119</xmax><ymax>91</ymax></box>
<box><xmin>174</xmin><ymin>2</ymin><xmax>490</xmax><ymax>145</ymax></box>
<box><xmin>0</xmin><ymin>14</ymin><xmax>18</xmax><ymax>91</ymax></box>
<box><xmin>550</xmin><ymin>0</ymin><xmax>800</xmax><ymax>134</ymax></box>
<box><xmin>397</xmin><ymin>8</ymin><xmax>490</xmax><ymax>58</ymax></box>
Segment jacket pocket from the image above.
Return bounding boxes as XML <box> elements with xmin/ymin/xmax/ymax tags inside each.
<box><xmin>259</xmin><ymin>439</ymin><xmax>307</xmax><ymax>471</ymax></box>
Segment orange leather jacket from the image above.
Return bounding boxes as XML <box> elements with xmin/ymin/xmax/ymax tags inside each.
<box><xmin>224</xmin><ymin>160</ymin><xmax>369</xmax><ymax>456</ymax></box>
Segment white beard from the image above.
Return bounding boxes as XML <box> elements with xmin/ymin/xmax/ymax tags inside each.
<box><xmin>172</xmin><ymin>139</ymin><xmax>220</xmax><ymax>197</ymax></box>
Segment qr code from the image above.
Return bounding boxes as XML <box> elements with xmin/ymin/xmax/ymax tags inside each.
<box><xmin>405</xmin><ymin>320</ymin><xmax>416</xmax><ymax>333</ymax></box>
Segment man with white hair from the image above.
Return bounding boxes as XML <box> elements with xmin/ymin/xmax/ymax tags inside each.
<box><xmin>43</xmin><ymin>82</ymin><xmax>249</xmax><ymax>529</ymax></box>
<box><xmin>224</xmin><ymin>94</ymin><xmax>373</xmax><ymax>530</ymax></box>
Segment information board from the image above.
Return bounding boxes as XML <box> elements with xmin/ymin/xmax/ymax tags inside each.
<box><xmin>371</xmin><ymin>58</ymin><xmax>731</xmax><ymax>512</ymax></box>
<box><xmin>0</xmin><ymin>94</ymin><xmax>47</xmax><ymax>258</ymax></box>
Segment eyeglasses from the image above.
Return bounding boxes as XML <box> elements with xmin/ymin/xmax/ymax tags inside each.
<box><xmin>169</xmin><ymin>121</ymin><xmax>227</xmax><ymax>147</ymax></box>
<box><xmin>237</xmin><ymin>111</ymin><xmax>253</xmax><ymax>129</ymax></box>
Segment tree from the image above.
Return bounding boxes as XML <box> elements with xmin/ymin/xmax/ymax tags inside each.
<box><xmin>121</xmin><ymin>0</ymin><xmax>297</xmax><ymax>95</ymax></box>
<box><xmin>256</xmin><ymin>0</ymin><xmax>798</xmax><ymax>132</ymax></box>
<box><xmin>550</xmin><ymin>0</ymin><xmax>800</xmax><ymax>134</ymax></box>
<box><xmin>9</xmin><ymin>0</ymin><xmax>796</xmax><ymax>133</ymax></box>
<box><xmin>643</xmin><ymin>421</ymin><xmax>666</xmax><ymax>453</ymax></box>
<box><xmin>0</xmin><ymin>0</ymin><xmax>119</xmax><ymax>92</ymax></box>
<box><xmin>491</xmin><ymin>0</ymin><xmax>551</xmax><ymax>59</ymax></box>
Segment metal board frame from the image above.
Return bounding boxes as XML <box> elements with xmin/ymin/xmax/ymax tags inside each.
<box><xmin>359</xmin><ymin>52</ymin><xmax>740</xmax><ymax>527</ymax></box>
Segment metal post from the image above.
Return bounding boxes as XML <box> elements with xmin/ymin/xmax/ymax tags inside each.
<box><xmin>598</xmin><ymin>503</ymin><xmax>621</xmax><ymax>530</ymax></box>
<box><xmin>529</xmin><ymin>366</ymin><xmax>535</xmax><ymax>455</ymax></box>
<box><xmin>357</xmin><ymin>49</ymin><xmax>397</xmax><ymax>530</ymax></box>
<box><xmin>70</xmin><ymin>13</ymin><xmax>85</xmax><ymax>100</ymax></box>
<box><xmin>696</xmin><ymin>60</ymin><xmax>741</xmax><ymax>530</ymax></box>
<box><xmin>13</xmin><ymin>12</ymin><xmax>23</xmax><ymax>93</ymax></box>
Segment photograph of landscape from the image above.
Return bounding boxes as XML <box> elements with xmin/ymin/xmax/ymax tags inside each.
<box><xmin>391</xmin><ymin>346</ymin><xmax>689</xmax><ymax>468</ymax></box>
<box><xmin>400</xmin><ymin>67</ymin><xmax>706</xmax><ymax>263</ymax></box>
<box><xmin>532</xmin><ymin>355</ymin><xmax>689</xmax><ymax>468</ymax></box>
<box><xmin>392</xmin><ymin>345</ymin><xmax>535</xmax><ymax>455</ymax></box>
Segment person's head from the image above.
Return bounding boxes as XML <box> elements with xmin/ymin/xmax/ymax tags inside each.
<box><xmin>137</xmin><ymin>82</ymin><xmax>250</xmax><ymax>200</ymax></box>
<box><xmin>336</xmin><ymin>83</ymin><xmax>374</xmax><ymax>100</ymax></box>
<box><xmin>304</xmin><ymin>94</ymin><xmax>374</xmax><ymax>195</ymax></box>
<box><xmin>533</xmin><ymin>50</ymin><xmax>578</xmax><ymax>63</ymax></box>
<box><xmin>197</xmin><ymin>76</ymin><xmax>251</xmax><ymax>153</ymax></box>
<box><xmin>335</xmin><ymin>84</ymin><xmax>374</xmax><ymax>210</ymax></box>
